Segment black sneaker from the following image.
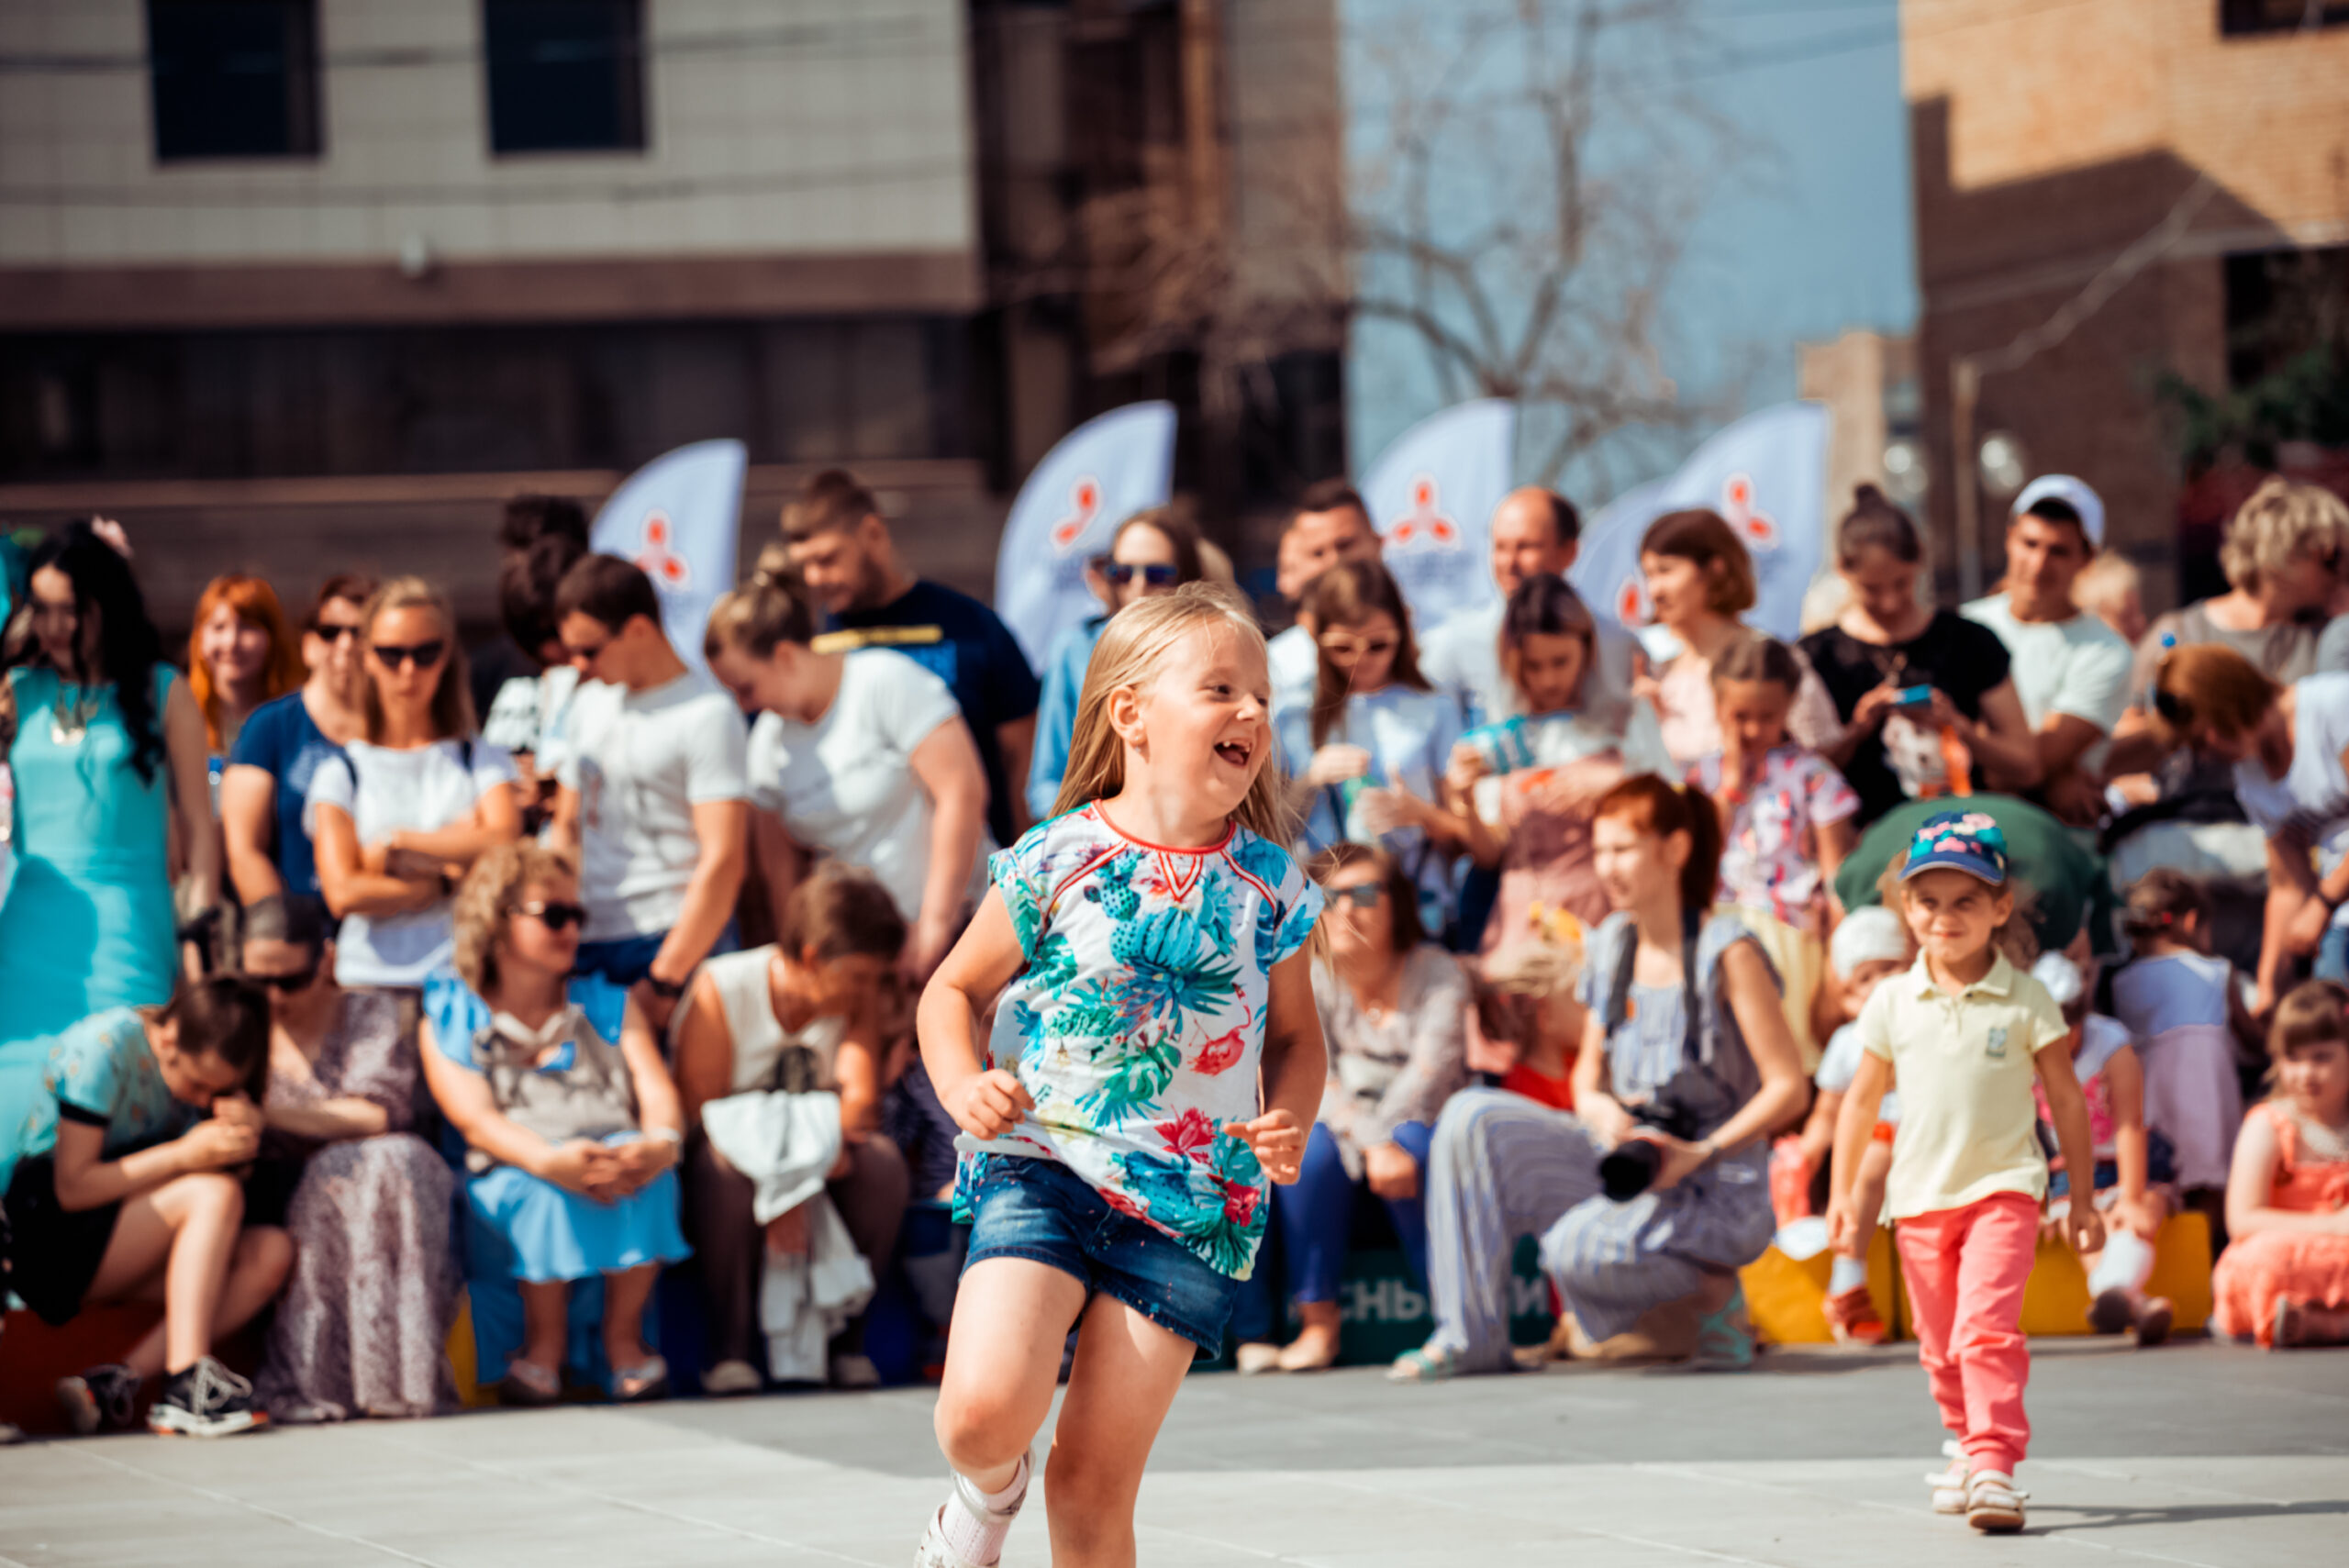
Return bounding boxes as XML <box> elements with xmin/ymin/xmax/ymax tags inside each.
<box><xmin>58</xmin><ymin>1362</ymin><xmax>140</xmax><ymax>1435</ymax></box>
<box><xmin>147</xmin><ymin>1357</ymin><xmax>264</xmax><ymax>1438</ymax></box>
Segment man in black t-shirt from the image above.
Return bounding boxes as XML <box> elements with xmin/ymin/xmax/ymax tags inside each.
<box><xmin>784</xmin><ymin>469</ymin><xmax>1041</xmax><ymax>849</ymax></box>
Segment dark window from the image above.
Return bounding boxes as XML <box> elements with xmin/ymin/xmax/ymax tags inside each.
<box><xmin>2221</xmin><ymin>1</ymin><xmax>2349</xmax><ymax>35</ymax></box>
<box><xmin>146</xmin><ymin>0</ymin><xmax>320</xmax><ymax>161</ymax></box>
<box><xmin>484</xmin><ymin>0</ymin><xmax>647</xmax><ymax>154</ymax></box>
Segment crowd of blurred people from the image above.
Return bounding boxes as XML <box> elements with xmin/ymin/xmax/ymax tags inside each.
<box><xmin>2</xmin><ymin>458</ymin><xmax>2347</xmax><ymax>1455</ymax></box>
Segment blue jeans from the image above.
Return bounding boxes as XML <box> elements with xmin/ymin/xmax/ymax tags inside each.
<box><xmin>1270</xmin><ymin>1120</ymin><xmax>1434</xmax><ymax>1305</ymax></box>
<box><xmin>573</xmin><ymin>921</ymin><xmax>740</xmax><ymax>988</ymax></box>
<box><xmin>2318</xmin><ymin>923</ymin><xmax>2349</xmax><ymax>983</ymax></box>
<box><xmin>961</xmin><ymin>1152</ymin><xmax>1242</xmax><ymax>1353</ymax></box>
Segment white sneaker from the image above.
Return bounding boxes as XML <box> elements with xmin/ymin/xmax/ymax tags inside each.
<box><xmin>1965</xmin><ymin>1471</ymin><xmax>2028</xmax><ymax>1534</ymax></box>
<box><xmin>914</xmin><ymin>1451</ymin><xmax>1030</xmax><ymax>1568</ymax></box>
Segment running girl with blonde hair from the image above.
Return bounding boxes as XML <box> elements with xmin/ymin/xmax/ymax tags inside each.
<box><xmin>915</xmin><ymin>582</ymin><xmax>1328</xmax><ymax>1568</ymax></box>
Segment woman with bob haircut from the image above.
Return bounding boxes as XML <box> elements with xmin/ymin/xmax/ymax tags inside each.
<box><xmin>1634</xmin><ymin>508</ymin><xmax>1839</xmax><ymax>772</ymax></box>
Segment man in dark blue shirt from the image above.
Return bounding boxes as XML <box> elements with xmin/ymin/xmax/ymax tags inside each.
<box><xmin>784</xmin><ymin>469</ymin><xmax>1041</xmax><ymax>849</ymax></box>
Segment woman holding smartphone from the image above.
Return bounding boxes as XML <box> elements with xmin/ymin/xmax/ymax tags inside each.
<box><xmin>1799</xmin><ymin>487</ymin><xmax>2041</xmax><ymax>828</ymax></box>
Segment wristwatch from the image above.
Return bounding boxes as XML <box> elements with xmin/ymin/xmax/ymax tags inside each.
<box><xmin>643</xmin><ymin>973</ymin><xmax>689</xmax><ymax>1002</ymax></box>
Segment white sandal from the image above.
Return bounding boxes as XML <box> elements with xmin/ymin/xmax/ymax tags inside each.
<box><xmin>1925</xmin><ymin>1443</ymin><xmax>1969</xmax><ymax>1516</ymax></box>
<box><xmin>1965</xmin><ymin>1470</ymin><xmax>2028</xmax><ymax>1533</ymax></box>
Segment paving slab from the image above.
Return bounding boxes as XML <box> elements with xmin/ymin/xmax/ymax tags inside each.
<box><xmin>1</xmin><ymin>1340</ymin><xmax>2344</xmax><ymax>1567</ymax></box>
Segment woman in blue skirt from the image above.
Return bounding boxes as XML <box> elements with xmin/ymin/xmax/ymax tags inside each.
<box><xmin>418</xmin><ymin>841</ymin><xmax>689</xmax><ymax>1404</ymax></box>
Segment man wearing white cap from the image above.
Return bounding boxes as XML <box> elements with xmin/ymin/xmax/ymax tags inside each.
<box><xmin>1960</xmin><ymin>476</ymin><xmax>2132</xmax><ymax>824</ymax></box>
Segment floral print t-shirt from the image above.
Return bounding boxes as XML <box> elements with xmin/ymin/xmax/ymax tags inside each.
<box><xmin>966</xmin><ymin>803</ymin><xmax>1324</xmax><ymax>1279</ymax></box>
<box><xmin>1687</xmin><ymin>743</ymin><xmax>1859</xmax><ymax>927</ymax></box>
<box><xmin>2</xmin><ymin>1007</ymin><xmax>201</xmax><ymax>1192</ymax></box>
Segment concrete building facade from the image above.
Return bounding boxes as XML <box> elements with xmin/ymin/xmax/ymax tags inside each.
<box><xmin>0</xmin><ymin>0</ymin><xmax>1347</xmax><ymax>628</ymax></box>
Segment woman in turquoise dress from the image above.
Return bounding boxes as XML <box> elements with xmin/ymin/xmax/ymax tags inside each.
<box><xmin>1</xmin><ymin>520</ymin><xmax>217</xmax><ymax>1045</ymax></box>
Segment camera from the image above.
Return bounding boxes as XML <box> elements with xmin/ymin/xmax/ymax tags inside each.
<box><xmin>1597</xmin><ymin>1095</ymin><xmax>1703</xmax><ymax>1202</ymax></box>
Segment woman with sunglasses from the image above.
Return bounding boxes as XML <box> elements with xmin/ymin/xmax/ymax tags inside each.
<box><xmin>241</xmin><ymin>893</ymin><xmax>458</xmax><ymax>1423</ymax></box>
<box><xmin>1277</xmin><ymin>559</ymin><xmax>1472</xmax><ymax>934</ymax></box>
<box><xmin>222</xmin><ymin>573</ymin><xmax>376</xmax><ymax>905</ymax></box>
<box><xmin>1025</xmin><ymin>506</ymin><xmax>1207</xmax><ymax>819</ymax></box>
<box><xmin>418</xmin><ymin>843</ymin><xmax>689</xmax><ymax>1405</ymax></box>
<box><xmin>1234</xmin><ymin>843</ymin><xmax>1467</xmax><ymax>1374</ymax></box>
<box><xmin>0</xmin><ymin>518</ymin><xmax>217</xmax><ymax>1045</ymax></box>
<box><xmin>307</xmin><ymin>577</ymin><xmax>521</xmax><ymax>1000</ymax></box>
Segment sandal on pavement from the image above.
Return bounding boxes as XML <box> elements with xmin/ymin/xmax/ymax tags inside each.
<box><xmin>1691</xmin><ymin>1284</ymin><xmax>1756</xmax><ymax>1371</ymax></box>
<box><xmin>1925</xmin><ymin>1449</ymin><xmax>1970</xmax><ymax>1515</ymax></box>
<box><xmin>1386</xmin><ymin>1344</ymin><xmax>1458</xmax><ymax>1384</ymax></box>
<box><xmin>1276</xmin><ymin>1332</ymin><xmax>1340</xmax><ymax>1373</ymax></box>
<box><xmin>1965</xmin><ymin>1471</ymin><xmax>2028</xmax><ymax>1533</ymax></box>
<box><xmin>611</xmin><ymin>1354</ymin><xmax>670</xmax><ymax>1403</ymax></box>
<box><xmin>2273</xmin><ymin>1296</ymin><xmax>2307</xmax><ymax>1349</ymax></box>
<box><xmin>1822</xmin><ymin>1284</ymin><xmax>1888</xmax><ymax>1348</ymax></box>
<box><xmin>2134</xmin><ymin>1296</ymin><xmax>2175</xmax><ymax>1348</ymax></box>
<box><xmin>1234</xmin><ymin>1342</ymin><xmax>1283</xmax><ymax>1376</ymax></box>
<box><xmin>498</xmin><ymin>1358</ymin><xmax>562</xmax><ymax>1407</ymax></box>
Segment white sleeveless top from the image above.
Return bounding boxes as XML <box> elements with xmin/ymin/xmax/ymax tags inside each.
<box><xmin>699</xmin><ymin>945</ymin><xmax>851</xmax><ymax>1094</ymax></box>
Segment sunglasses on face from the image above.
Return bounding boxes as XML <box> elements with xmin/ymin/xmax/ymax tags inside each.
<box><xmin>313</xmin><ymin>621</ymin><xmax>363</xmax><ymax>644</ymax></box>
<box><xmin>1327</xmin><ymin>883</ymin><xmax>1386</xmax><ymax>908</ymax></box>
<box><xmin>1320</xmin><ymin>637</ymin><xmax>1396</xmax><ymax>661</ymax></box>
<box><xmin>370</xmin><ymin>639</ymin><xmax>447</xmax><ymax>671</ymax></box>
<box><xmin>517</xmin><ymin>899</ymin><xmax>588</xmax><ymax>932</ymax></box>
<box><xmin>1100</xmin><ymin>562</ymin><xmax>1180</xmax><ymax>589</ymax></box>
<box><xmin>250</xmin><ymin>964</ymin><xmax>320</xmax><ymax>992</ymax></box>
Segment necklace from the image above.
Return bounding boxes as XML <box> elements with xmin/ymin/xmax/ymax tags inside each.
<box><xmin>50</xmin><ymin>681</ymin><xmax>101</xmax><ymax>748</ymax></box>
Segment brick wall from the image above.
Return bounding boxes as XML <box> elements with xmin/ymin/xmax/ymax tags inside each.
<box><xmin>1903</xmin><ymin>0</ymin><xmax>2349</xmax><ymax>608</ymax></box>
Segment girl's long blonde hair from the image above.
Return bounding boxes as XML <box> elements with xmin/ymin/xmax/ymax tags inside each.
<box><xmin>1053</xmin><ymin>582</ymin><xmax>1299</xmax><ymax>844</ymax></box>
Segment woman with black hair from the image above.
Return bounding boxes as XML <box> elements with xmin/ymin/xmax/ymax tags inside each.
<box><xmin>0</xmin><ymin>518</ymin><xmax>217</xmax><ymax>1043</ymax></box>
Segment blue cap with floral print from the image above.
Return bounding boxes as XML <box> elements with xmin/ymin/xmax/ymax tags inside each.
<box><xmin>1899</xmin><ymin>810</ymin><xmax>2009</xmax><ymax>886</ymax></box>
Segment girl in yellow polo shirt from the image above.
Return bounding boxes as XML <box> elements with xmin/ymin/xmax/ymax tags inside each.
<box><xmin>1827</xmin><ymin>811</ymin><xmax>2102</xmax><ymax>1537</ymax></box>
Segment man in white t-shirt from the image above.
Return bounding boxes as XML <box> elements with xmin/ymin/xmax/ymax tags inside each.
<box><xmin>1267</xmin><ymin>481</ymin><xmax>1385</xmax><ymax>708</ymax></box>
<box><xmin>1416</xmin><ymin>486</ymin><xmax>1635</xmax><ymax>734</ymax></box>
<box><xmin>1960</xmin><ymin>475</ymin><xmax>2132</xmax><ymax>825</ymax></box>
<box><xmin>551</xmin><ymin>554</ymin><xmax>751</xmax><ymax>1029</ymax></box>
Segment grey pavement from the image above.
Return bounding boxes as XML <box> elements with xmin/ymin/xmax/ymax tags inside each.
<box><xmin>3</xmin><ymin>1340</ymin><xmax>2346</xmax><ymax>1567</ymax></box>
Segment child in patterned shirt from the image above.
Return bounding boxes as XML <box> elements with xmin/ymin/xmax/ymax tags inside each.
<box><xmin>914</xmin><ymin>584</ymin><xmax>1328</xmax><ymax>1568</ymax></box>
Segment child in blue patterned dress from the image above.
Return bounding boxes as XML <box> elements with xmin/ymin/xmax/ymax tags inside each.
<box><xmin>915</xmin><ymin>583</ymin><xmax>1328</xmax><ymax>1568</ymax></box>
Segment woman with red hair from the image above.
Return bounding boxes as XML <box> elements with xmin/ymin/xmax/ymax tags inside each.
<box><xmin>189</xmin><ymin>574</ymin><xmax>305</xmax><ymax>790</ymax></box>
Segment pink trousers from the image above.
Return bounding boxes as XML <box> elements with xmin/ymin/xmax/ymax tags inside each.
<box><xmin>1894</xmin><ymin>1190</ymin><xmax>2040</xmax><ymax>1475</ymax></box>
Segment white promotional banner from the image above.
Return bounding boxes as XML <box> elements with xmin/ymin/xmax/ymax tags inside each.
<box><xmin>994</xmin><ymin>401</ymin><xmax>1178</xmax><ymax>670</ymax></box>
<box><xmin>590</xmin><ymin>438</ymin><xmax>747</xmax><ymax>675</ymax></box>
<box><xmin>1566</xmin><ymin>401</ymin><xmax>1831</xmax><ymax>644</ymax></box>
<box><xmin>1362</xmin><ymin>398</ymin><xmax>1517</xmax><ymax>631</ymax></box>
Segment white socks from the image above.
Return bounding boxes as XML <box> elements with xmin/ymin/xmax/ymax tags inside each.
<box><xmin>1829</xmin><ymin>1255</ymin><xmax>1870</xmax><ymax>1296</ymax></box>
<box><xmin>940</xmin><ymin>1452</ymin><xmax>1029</xmax><ymax>1564</ymax></box>
<box><xmin>2087</xmin><ymin>1229</ymin><xmax>2155</xmax><ymax>1296</ymax></box>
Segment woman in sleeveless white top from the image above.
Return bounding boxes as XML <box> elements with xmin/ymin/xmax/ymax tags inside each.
<box><xmin>696</xmin><ymin>945</ymin><xmax>851</xmax><ymax>1095</ymax></box>
<box><xmin>674</xmin><ymin>939</ymin><xmax>910</xmax><ymax>1392</ymax></box>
